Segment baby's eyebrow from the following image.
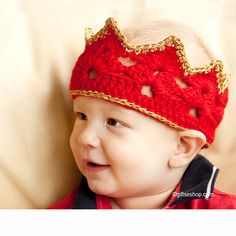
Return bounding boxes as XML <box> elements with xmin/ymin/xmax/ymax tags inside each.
<box><xmin>73</xmin><ymin>105</ymin><xmax>82</xmax><ymax>113</ymax></box>
<box><xmin>107</xmin><ymin>106</ymin><xmax>129</xmax><ymax>114</ymax></box>
<box><xmin>108</xmin><ymin>108</ymin><xmax>138</xmax><ymax>121</ymax></box>
<box><xmin>73</xmin><ymin>99</ymin><xmax>133</xmax><ymax>116</ymax></box>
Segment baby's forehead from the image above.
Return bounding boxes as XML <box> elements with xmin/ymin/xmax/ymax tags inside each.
<box><xmin>74</xmin><ymin>96</ymin><xmax>132</xmax><ymax>113</ymax></box>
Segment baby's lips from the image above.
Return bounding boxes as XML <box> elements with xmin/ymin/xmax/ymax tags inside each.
<box><xmin>86</xmin><ymin>161</ymin><xmax>111</xmax><ymax>173</ymax></box>
<box><xmin>87</xmin><ymin>161</ymin><xmax>110</xmax><ymax>167</ymax></box>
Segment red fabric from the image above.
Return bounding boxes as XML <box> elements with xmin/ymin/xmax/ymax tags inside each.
<box><xmin>48</xmin><ymin>183</ymin><xmax>236</xmax><ymax>209</ymax></box>
<box><xmin>96</xmin><ymin>195</ymin><xmax>112</xmax><ymax>209</ymax></box>
<box><xmin>69</xmin><ymin>21</ymin><xmax>228</xmax><ymax>144</ymax></box>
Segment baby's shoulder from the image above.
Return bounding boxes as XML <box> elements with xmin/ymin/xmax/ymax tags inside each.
<box><xmin>209</xmin><ymin>188</ymin><xmax>236</xmax><ymax>209</ymax></box>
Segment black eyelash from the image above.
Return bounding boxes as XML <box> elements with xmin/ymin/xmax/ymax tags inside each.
<box><xmin>107</xmin><ymin>118</ymin><xmax>118</xmax><ymax>126</ymax></box>
<box><xmin>77</xmin><ymin>112</ymin><xmax>87</xmax><ymax>120</ymax></box>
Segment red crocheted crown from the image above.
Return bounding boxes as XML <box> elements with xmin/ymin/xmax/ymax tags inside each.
<box><xmin>70</xmin><ymin>18</ymin><xmax>229</xmax><ymax>146</ymax></box>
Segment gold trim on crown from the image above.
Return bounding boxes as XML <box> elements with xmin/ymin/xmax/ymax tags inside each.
<box><xmin>84</xmin><ymin>17</ymin><xmax>229</xmax><ymax>94</ymax></box>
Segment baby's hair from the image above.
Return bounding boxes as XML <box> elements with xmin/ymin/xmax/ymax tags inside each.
<box><xmin>124</xmin><ymin>20</ymin><xmax>214</xmax><ymax>67</ymax></box>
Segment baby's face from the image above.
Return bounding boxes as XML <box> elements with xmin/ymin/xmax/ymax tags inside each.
<box><xmin>70</xmin><ymin>96</ymin><xmax>178</xmax><ymax>198</ymax></box>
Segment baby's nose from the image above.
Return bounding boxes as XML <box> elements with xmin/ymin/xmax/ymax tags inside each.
<box><xmin>76</xmin><ymin>124</ymin><xmax>101</xmax><ymax>148</ymax></box>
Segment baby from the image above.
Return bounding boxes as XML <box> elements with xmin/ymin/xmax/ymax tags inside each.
<box><xmin>49</xmin><ymin>18</ymin><xmax>236</xmax><ymax>209</ymax></box>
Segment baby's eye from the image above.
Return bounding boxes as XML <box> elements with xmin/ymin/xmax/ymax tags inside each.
<box><xmin>76</xmin><ymin>112</ymin><xmax>87</xmax><ymax>120</ymax></box>
<box><xmin>107</xmin><ymin>118</ymin><xmax>121</xmax><ymax>127</ymax></box>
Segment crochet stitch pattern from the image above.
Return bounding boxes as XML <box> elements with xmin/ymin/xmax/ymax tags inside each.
<box><xmin>70</xmin><ymin>17</ymin><xmax>229</xmax><ymax>146</ymax></box>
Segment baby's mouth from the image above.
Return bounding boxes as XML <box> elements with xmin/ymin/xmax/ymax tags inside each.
<box><xmin>86</xmin><ymin>161</ymin><xmax>110</xmax><ymax>172</ymax></box>
<box><xmin>87</xmin><ymin>162</ymin><xmax>103</xmax><ymax>167</ymax></box>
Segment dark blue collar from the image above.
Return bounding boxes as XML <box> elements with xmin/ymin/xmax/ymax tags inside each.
<box><xmin>169</xmin><ymin>154</ymin><xmax>219</xmax><ymax>206</ymax></box>
<box><xmin>73</xmin><ymin>177</ymin><xmax>96</xmax><ymax>209</ymax></box>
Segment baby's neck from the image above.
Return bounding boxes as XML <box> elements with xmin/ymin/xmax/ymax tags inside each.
<box><xmin>110</xmin><ymin>186</ymin><xmax>176</xmax><ymax>209</ymax></box>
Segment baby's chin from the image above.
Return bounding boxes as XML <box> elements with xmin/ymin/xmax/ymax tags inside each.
<box><xmin>86</xmin><ymin>178</ymin><xmax>113</xmax><ymax>195</ymax></box>
<box><xmin>89</xmin><ymin>185</ymin><xmax>145</xmax><ymax>200</ymax></box>
<box><xmin>86</xmin><ymin>180</ymin><xmax>126</xmax><ymax>198</ymax></box>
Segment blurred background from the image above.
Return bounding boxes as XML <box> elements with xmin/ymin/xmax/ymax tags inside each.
<box><xmin>0</xmin><ymin>0</ymin><xmax>235</xmax><ymax>208</ymax></box>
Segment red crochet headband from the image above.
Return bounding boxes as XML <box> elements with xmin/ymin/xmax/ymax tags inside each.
<box><xmin>70</xmin><ymin>17</ymin><xmax>229</xmax><ymax>146</ymax></box>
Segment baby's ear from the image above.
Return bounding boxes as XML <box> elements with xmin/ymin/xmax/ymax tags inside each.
<box><xmin>168</xmin><ymin>130</ymin><xmax>206</xmax><ymax>168</ymax></box>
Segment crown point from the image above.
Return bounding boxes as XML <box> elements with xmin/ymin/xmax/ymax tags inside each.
<box><xmin>85</xmin><ymin>27</ymin><xmax>94</xmax><ymax>44</ymax></box>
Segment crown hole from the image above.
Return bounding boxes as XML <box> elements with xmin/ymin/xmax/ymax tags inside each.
<box><xmin>118</xmin><ymin>57</ymin><xmax>137</xmax><ymax>67</ymax></box>
<box><xmin>175</xmin><ymin>77</ymin><xmax>188</xmax><ymax>89</ymax></box>
<box><xmin>88</xmin><ymin>69</ymin><xmax>97</xmax><ymax>79</ymax></box>
<box><xmin>215</xmin><ymin>96</ymin><xmax>220</xmax><ymax>106</ymax></box>
<box><xmin>189</xmin><ymin>108</ymin><xmax>200</xmax><ymax>118</ymax></box>
<box><xmin>201</xmin><ymin>88</ymin><xmax>209</xmax><ymax>95</ymax></box>
<box><xmin>141</xmin><ymin>85</ymin><xmax>153</xmax><ymax>98</ymax></box>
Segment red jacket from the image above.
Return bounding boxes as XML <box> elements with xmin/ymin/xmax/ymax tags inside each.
<box><xmin>48</xmin><ymin>155</ymin><xmax>236</xmax><ymax>209</ymax></box>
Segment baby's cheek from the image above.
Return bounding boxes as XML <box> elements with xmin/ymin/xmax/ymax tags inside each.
<box><xmin>69</xmin><ymin>132</ymin><xmax>76</xmax><ymax>150</ymax></box>
<box><xmin>70</xmin><ymin>133</ymin><xmax>81</xmax><ymax>160</ymax></box>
